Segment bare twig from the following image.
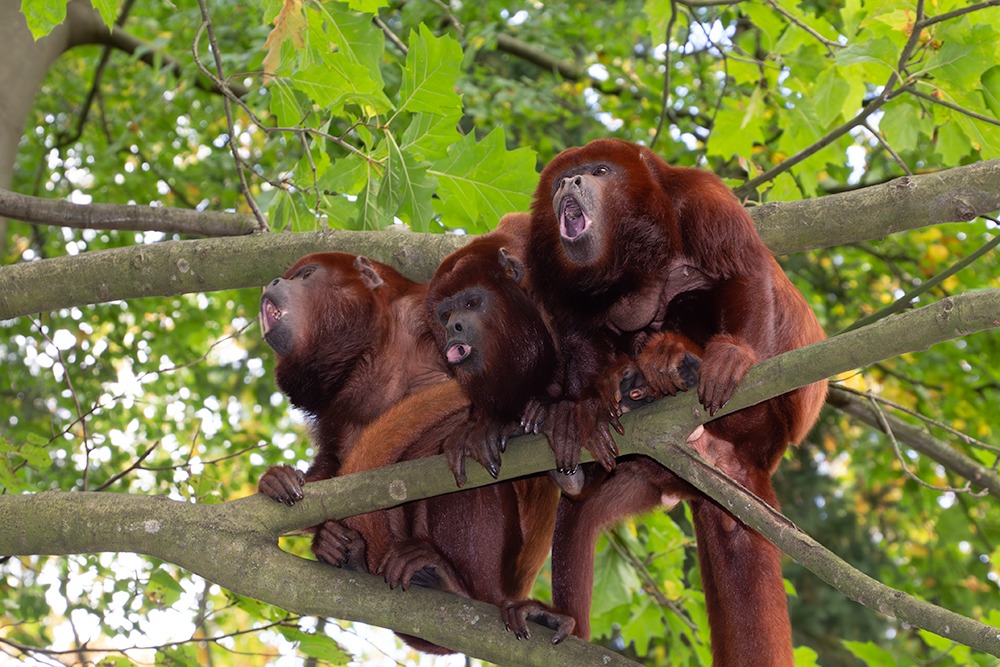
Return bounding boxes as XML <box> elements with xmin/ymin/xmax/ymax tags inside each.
<box><xmin>841</xmin><ymin>223</ymin><xmax>1000</xmax><ymax>333</ymax></box>
<box><xmin>192</xmin><ymin>5</ymin><xmax>269</xmax><ymax>231</ymax></box>
<box><xmin>650</xmin><ymin>0</ymin><xmax>680</xmax><ymax>152</ymax></box>
<box><xmin>765</xmin><ymin>0</ymin><xmax>839</xmax><ymax>55</ymax></box>
<box><xmin>909</xmin><ymin>87</ymin><xmax>1000</xmax><ymax>129</ymax></box>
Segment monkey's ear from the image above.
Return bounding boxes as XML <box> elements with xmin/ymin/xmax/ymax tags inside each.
<box><xmin>498</xmin><ymin>247</ymin><xmax>525</xmax><ymax>285</ymax></box>
<box><xmin>354</xmin><ymin>256</ymin><xmax>385</xmax><ymax>290</ymax></box>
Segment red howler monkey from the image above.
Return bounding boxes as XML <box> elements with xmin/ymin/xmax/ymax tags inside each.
<box><xmin>258</xmin><ymin>251</ymin><xmax>567</xmax><ymax>651</ymax></box>
<box><xmin>426</xmin><ymin>212</ymin><xmax>560</xmax><ymax>484</ymax></box>
<box><xmin>422</xmin><ymin>212</ymin><xmax>575</xmax><ymax>640</ymax></box>
<box><xmin>527</xmin><ymin>139</ymin><xmax>828</xmax><ymax>666</ymax></box>
<box><xmin>257</xmin><ymin>252</ymin><xmax>447</xmax><ymax>568</ymax></box>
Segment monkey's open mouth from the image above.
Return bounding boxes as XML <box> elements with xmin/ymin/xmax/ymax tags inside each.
<box><xmin>559</xmin><ymin>196</ymin><xmax>589</xmax><ymax>240</ymax></box>
<box><xmin>261</xmin><ymin>296</ymin><xmax>282</xmax><ymax>335</ymax></box>
<box><xmin>446</xmin><ymin>342</ymin><xmax>472</xmax><ymax>364</ymax></box>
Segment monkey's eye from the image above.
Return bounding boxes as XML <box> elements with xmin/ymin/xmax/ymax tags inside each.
<box><xmin>592</xmin><ymin>165</ymin><xmax>609</xmax><ymax>176</ymax></box>
<box><xmin>293</xmin><ymin>266</ymin><xmax>316</xmax><ymax>280</ymax></box>
<box><xmin>438</xmin><ymin>309</ymin><xmax>451</xmax><ymax>325</ymax></box>
<box><xmin>466</xmin><ymin>297</ymin><xmax>481</xmax><ymax>310</ymax></box>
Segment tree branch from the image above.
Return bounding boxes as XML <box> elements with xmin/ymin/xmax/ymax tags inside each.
<box><xmin>0</xmin><ymin>188</ymin><xmax>258</xmax><ymax>237</ymax></box>
<box><xmin>3</xmin><ymin>158</ymin><xmax>999</xmax><ymax>321</ymax></box>
<box><xmin>748</xmin><ymin>158</ymin><xmax>1000</xmax><ymax>255</ymax></box>
<box><xmin>3</xmin><ymin>290</ymin><xmax>999</xmax><ymax>657</ymax></box>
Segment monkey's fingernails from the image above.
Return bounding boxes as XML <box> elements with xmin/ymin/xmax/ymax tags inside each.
<box><xmin>687</xmin><ymin>424</ymin><xmax>705</xmax><ymax>442</ymax></box>
<box><xmin>610</xmin><ymin>413</ymin><xmax>625</xmax><ymax>436</ymax></box>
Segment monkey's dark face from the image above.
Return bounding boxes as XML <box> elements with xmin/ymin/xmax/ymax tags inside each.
<box><xmin>261</xmin><ymin>253</ymin><xmax>380</xmax><ymax>359</ymax></box>
<box><xmin>549</xmin><ymin>161</ymin><xmax>619</xmax><ymax>267</ymax></box>
<box><xmin>261</xmin><ymin>262</ymin><xmax>319</xmax><ymax>358</ymax></box>
<box><xmin>433</xmin><ymin>286</ymin><xmax>492</xmax><ymax>373</ymax></box>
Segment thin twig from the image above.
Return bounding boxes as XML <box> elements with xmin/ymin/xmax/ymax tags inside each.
<box><xmin>916</xmin><ymin>0</ymin><xmax>1000</xmax><ymax>28</ymax></box>
<box><xmin>650</xmin><ymin>0</ymin><xmax>680</xmax><ymax>152</ymax></box>
<box><xmin>192</xmin><ymin>5</ymin><xmax>269</xmax><ymax>231</ymax></box>
<box><xmin>909</xmin><ymin>86</ymin><xmax>1000</xmax><ymax>128</ymax></box>
<box><xmin>834</xmin><ymin>385</ymin><xmax>1000</xmax><ymax>455</ymax></box>
<box><xmin>841</xmin><ymin>224</ymin><xmax>1000</xmax><ymax>333</ymax></box>
<box><xmin>865</xmin><ymin>394</ymin><xmax>978</xmax><ymax>494</ymax></box>
<box><xmin>374</xmin><ymin>15</ymin><xmax>407</xmax><ymax>55</ymax></box>
<box><xmin>765</xmin><ymin>0</ymin><xmax>839</xmax><ymax>55</ymax></box>
<box><xmin>862</xmin><ymin>119</ymin><xmax>912</xmax><ymax>175</ymax></box>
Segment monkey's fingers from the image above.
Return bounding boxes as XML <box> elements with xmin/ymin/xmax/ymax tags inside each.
<box><xmin>521</xmin><ymin>398</ymin><xmax>548</xmax><ymax>434</ymax></box>
<box><xmin>501</xmin><ymin>600</ymin><xmax>576</xmax><ymax>644</ymax></box>
<box><xmin>699</xmin><ymin>337</ymin><xmax>754</xmax><ymax>414</ymax></box>
<box><xmin>608</xmin><ymin>410</ymin><xmax>625</xmax><ymax>436</ymax></box>
<box><xmin>577</xmin><ymin>400</ymin><xmax>617</xmax><ymax>471</ymax></box>
<box><xmin>548</xmin><ymin>404</ymin><xmax>580</xmax><ymax>474</ymax></box>
<box><xmin>443</xmin><ymin>432</ymin><xmax>469</xmax><ymax>487</ymax></box>
<box><xmin>312</xmin><ymin>520</ymin><xmax>365</xmax><ymax>569</ymax></box>
<box><xmin>257</xmin><ymin>465</ymin><xmax>306</xmax><ymax>506</ymax></box>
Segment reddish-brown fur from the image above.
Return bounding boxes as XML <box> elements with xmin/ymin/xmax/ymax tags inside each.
<box><xmin>527</xmin><ymin>139</ymin><xmax>828</xmax><ymax>665</ymax></box>
<box><xmin>257</xmin><ymin>251</ymin><xmax>562</xmax><ymax>653</ymax></box>
<box><xmin>426</xmin><ymin>213</ymin><xmax>560</xmax><ymax>484</ymax></box>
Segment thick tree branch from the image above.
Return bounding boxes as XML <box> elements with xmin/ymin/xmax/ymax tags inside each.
<box><xmin>0</xmin><ymin>230</ymin><xmax>466</xmax><ymax>321</ymax></box>
<box><xmin>2</xmin><ymin>159</ymin><xmax>999</xmax><ymax>321</ymax></box>
<box><xmin>749</xmin><ymin>158</ymin><xmax>1000</xmax><ymax>254</ymax></box>
<box><xmin>0</xmin><ymin>491</ymin><xmax>636</xmax><ymax>666</ymax></box>
<box><xmin>0</xmin><ymin>188</ymin><xmax>258</xmax><ymax>237</ymax></box>
<box><xmin>3</xmin><ymin>289</ymin><xmax>998</xmax><ymax>657</ymax></box>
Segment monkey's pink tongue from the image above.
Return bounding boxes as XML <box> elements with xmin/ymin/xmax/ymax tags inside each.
<box><xmin>447</xmin><ymin>343</ymin><xmax>471</xmax><ymax>363</ymax></box>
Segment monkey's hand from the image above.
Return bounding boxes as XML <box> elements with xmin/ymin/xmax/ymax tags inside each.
<box><xmin>312</xmin><ymin>520</ymin><xmax>367</xmax><ymax>571</ymax></box>
<box><xmin>700</xmin><ymin>334</ymin><xmax>755</xmax><ymax>416</ymax></box>
<box><xmin>501</xmin><ymin>599</ymin><xmax>576</xmax><ymax>644</ymax></box>
<box><xmin>377</xmin><ymin>540</ymin><xmax>467</xmax><ymax>595</ymax></box>
<box><xmin>442</xmin><ymin>411</ymin><xmax>510</xmax><ymax>486</ymax></box>
<box><xmin>543</xmin><ymin>398</ymin><xmax>618</xmax><ymax>474</ymax></box>
<box><xmin>633</xmin><ymin>331</ymin><xmax>702</xmax><ymax>400</ymax></box>
<box><xmin>257</xmin><ymin>464</ymin><xmax>305</xmax><ymax>506</ymax></box>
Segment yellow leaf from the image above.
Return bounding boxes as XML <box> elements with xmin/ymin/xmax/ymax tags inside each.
<box><xmin>262</xmin><ymin>0</ymin><xmax>306</xmax><ymax>78</ymax></box>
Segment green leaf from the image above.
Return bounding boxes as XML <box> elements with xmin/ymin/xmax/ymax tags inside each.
<box><xmin>90</xmin><ymin>0</ymin><xmax>118</xmax><ymax>28</ymax></box>
<box><xmin>344</xmin><ymin>0</ymin><xmax>389</xmax><ymax>12</ymax></box>
<box><xmin>267</xmin><ymin>80</ymin><xmax>305</xmax><ymax>128</ymax></box>
<box><xmin>289</xmin><ymin>61</ymin><xmax>388</xmax><ymax>115</ymax></box>
<box><xmin>881</xmin><ymin>97</ymin><xmax>929</xmax><ymax>155</ymax></box>
<box><xmin>430</xmin><ymin>127</ymin><xmax>537</xmax><ymax>230</ymax></box>
<box><xmin>146</xmin><ymin>567</ymin><xmax>184</xmax><ymax>607</ymax></box>
<box><xmin>278</xmin><ymin>626</ymin><xmax>351</xmax><ymax>661</ymax></box>
<box><xmin>357</xmin><ymin>158</ymin><xmax>391</xmax><ymax>230</ymax></box>
<box><xmin>834</xmin><ymin>35</ymin><xmax>897</xmax><ymax>72</ymax></box>
<box><xmin>982</xmin><ymin>65</ymin><xmax>1000</xmax><ymax>119</ymax></box>
<box><xmin>19</xmin><ymin>0</ymin><xmax>69</xmax><ymax>39</ymax></box>
<box><xmin>397</xmin><ymin>24</ymin><xmax>463</xmax><ymax>116</ymax></box>
<box><xmin>309</xmin><ymin>3</ymin><xmax>385</xmax><ymax>88</ymax></box>
<box><xmin>707</xmin><ymin>93</ymin><xmax>766</xmax><ymax>161</ymax></box>
<box><xmin>842</xmin><ymin>640</ymin><xmax>896</xmax><ymax>666</ymax></box>
<box><xmin>376</xmin><ymin>132</ymin><xmax>407</xmax><ymax>219</ymax></box>
<box><xmin>0</xmin><ymin>436</ymin><xmax>49</xmax><ymax>492</ymax></box>
<box><xmin>793</xmin><ymin>645</ymin><xmax>822</xmax><ymax>667</ymax></box>
<box><xmin>812</xmin><ymin>69</ymin><xmax>850</xmax><ymax>127</ymax></box>
<box><xmin>936</xmin><ymin>114</ymin><xmax>971</xmax><ymax>165</ymax></box>
<box><xmin>401</xmin><ymin>111</ymin><xmax>464</xmax><ymax>161</ymax></box>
